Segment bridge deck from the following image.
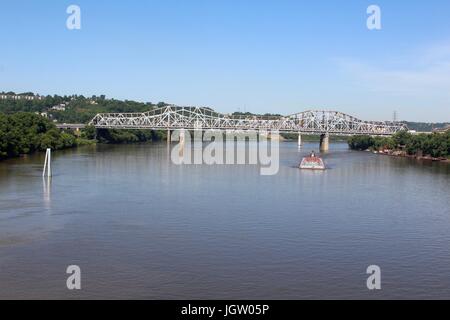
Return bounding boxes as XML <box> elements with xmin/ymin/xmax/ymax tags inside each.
<box><xmin>56</xmin><ymin>124</ymin><xmax>86</xmax><ymax>130</ymax></box>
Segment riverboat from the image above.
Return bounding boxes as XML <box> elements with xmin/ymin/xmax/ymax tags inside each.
<box><xmin>299</xmin><ymin>151</ymin><xmax>326</xmax><ymax>170</ymax></box>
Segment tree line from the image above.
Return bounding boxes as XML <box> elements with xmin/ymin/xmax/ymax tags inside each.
<box><xmin>0</xmin><ymin>112</ymin><xmax>168</xmax><ymax>160</ymax></box>
<box><xmin>348</xmin><ymin>131</ymin><xmax>450</xmax><ymax>159</ymax></box>
<box><xmin>2</xmin><ymin>92</ymin><xmax>448</xmax><ymax>132</ymax></box>
<box><xmin>0</xmin><ymin>92</ymin><xmax>168</xmax><ymax>124</ymax></box>
<box><xmin>92</xmin><ymin>127</ymin><xmax>165</xmax><ymax>144</ymax></box>
<box><xmin>0</xmin><ymin>113</ymin><xmax>85</xmax><ymax>160</ymax></box>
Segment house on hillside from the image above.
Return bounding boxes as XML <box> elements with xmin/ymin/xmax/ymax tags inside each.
<box><xmin>51</xmin><ymin>103</ymin><xmax>67</xmax><ymax>111</ymax></box>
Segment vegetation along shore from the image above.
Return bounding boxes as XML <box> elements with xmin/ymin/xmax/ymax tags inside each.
<box><xmin>348</xmin><ymin>131</ymin><xmax>450</xmax><ymax>162</ymax></box>
<box><xmin>1</xmin><ymin>91</ymin><xmax>449</xmax><ymax>162</ymax></box>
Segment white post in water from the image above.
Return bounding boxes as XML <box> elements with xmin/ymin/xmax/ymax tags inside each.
<box><xmin>43</xmin><ymin>148</ymin><xmax>52</xmax><ymax>177</ymax></box>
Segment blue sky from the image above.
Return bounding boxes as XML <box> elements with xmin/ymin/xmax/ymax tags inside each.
<box><xmin>0</xmin><ymin>0</ymin><xmax>449</xmax><ymax>122</ymax></box>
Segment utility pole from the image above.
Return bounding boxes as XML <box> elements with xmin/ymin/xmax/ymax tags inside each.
<box><xmin>393</xmin><ymin>111</ymin><xmax>398</xmax><ymax>123</ymax></box>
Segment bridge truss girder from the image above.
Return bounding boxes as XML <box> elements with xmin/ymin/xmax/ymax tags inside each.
<box><xmin>89</xmin><ymin>105</ymin><xmax>408</xmax><ymax>136</ymax></box>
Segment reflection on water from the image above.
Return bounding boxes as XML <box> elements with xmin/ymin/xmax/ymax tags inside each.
<box><xmin>0</xmin><ymin>142</ymin><xmax>449</xmax><ymax>299</ymax></box>
<box><xmin>43</xmin><ymin>177</ymin><xmax>51</xmax><ymax>209</ymax></box>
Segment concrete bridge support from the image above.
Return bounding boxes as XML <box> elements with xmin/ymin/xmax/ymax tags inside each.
<box><xmin>298</xmin><ymin>133</ymin><xmax>302</xmax><ymax>147</ymax></box>
<box><xmin>320</xmin><ymin>133</ymin><xmax>329</xmax><ymax>152</ymax></box>
<box><xmin>179</xmin><ymin>130</ymin><xmax>186</xmax><ymax>157</ymax></box>
<box><xmin>179</xmin><ymin>130</ymin><xmax>186</xmax><ymax>146</ymax></box>
<box><xmin>269</xmin><ymin>132</ymin><xmax>281</xmax><ymax>141</ymax></box>
<box><xmin>167</xmin><ymin>129</ymin><xmax>171</xmax><ymax>144</ymax></box>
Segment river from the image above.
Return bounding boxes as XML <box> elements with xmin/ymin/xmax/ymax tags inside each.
<box><xmin>0</xmin><ymin>142</ymin><xmax>449</xmax><ymax>299</ymax></box>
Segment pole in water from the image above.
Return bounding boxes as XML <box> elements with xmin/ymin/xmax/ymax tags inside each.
<box><xmin>42</xmin><ymin>148</ymin><xmax>52</xmax><ymax>177</ymax></box>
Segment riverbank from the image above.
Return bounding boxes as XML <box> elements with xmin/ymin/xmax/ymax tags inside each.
<box><xmin>348</xmin><ymin>132</ymin><xmax>450</xmax><ymax>162</ymax></box>
<box><xmin>371</xmin><ymin>149</ymin><xmax>450</xmax><ymax>163</ymax></box>
<box><xmin>0</xmin><ymin>112</ymin><xmax>166</xmax><ymax>161</ymax></box>
<box><xmin>0</xmin><ymin>112</ymin><xmax>91</xmax><ymax>161</ymax></box>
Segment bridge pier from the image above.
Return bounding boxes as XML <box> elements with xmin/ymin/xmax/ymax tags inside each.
<box><xmin>298</xmin><ymin>133</ymin><xmax>302</xmax><ymax>147</ymax></box>
<box><xmin>179</xmin><ymin>130</ymin><xmax>186</xmax><ymax>146</ymax></box>
<box><xmin>269</xmin><ymin>132</ymin><xmax>281</xmax><ymax>141</ymax></box>
<box><xmin>179</xmin><ymin>129</ymin><xmax>186</xmax><ymax>157</ymax></box>
<box><xmin>320</xmin><ymin>133</ymin><xmax>329</xmax><ymax>152</ymax></box>
<box><xmin>167</xmin><ymin>129</ymin><xmax>171</xmax><ymax>144</ymax></box>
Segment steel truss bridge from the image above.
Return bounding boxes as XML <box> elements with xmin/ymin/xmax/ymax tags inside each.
<box><xmin>89</xmin><ymin>105</ymin><xmax>407</xmax><ymax>136</ymax></box>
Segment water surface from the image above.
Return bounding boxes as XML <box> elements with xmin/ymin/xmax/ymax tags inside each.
<box><xmin>0</xmin><ymin>142</ymin><xmax>449</xmax><ymax>299</ymax></box>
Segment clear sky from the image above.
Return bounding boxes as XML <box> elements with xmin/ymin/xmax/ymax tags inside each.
<box><xmin>0</xmin><ymin>0</ymin><xmax>449</xmax><ymax>122</ymax></box>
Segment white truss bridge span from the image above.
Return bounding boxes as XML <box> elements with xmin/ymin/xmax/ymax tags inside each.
<box><xmin>89</xmin><ymin>105</ymin><xmax>407</xmax><ymax>136</ymax></box>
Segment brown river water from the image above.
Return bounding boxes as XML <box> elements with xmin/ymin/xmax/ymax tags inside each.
<box><xmin>0</xmin><ymin>142</ymin><xmax>449</xmax><ymax>299</ymax></box>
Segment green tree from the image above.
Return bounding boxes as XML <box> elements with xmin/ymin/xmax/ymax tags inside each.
<box><xmin>81</xmin><ymin>125</ymin><xmax>97</xmax><ymax>140</ymax></box>
<box><xmin>348</xmin><ymin>135</ymin><xmax>375</xmax><ymax>150</ymax></box>
<box><xmin>0</xmin><ymin>112</ymin><xmax>79</xmax><ymax>160</ymax></box>
<box><xmin>392</xmin><ymin>131</ymin><xmax>412</xmax><ymax>147</ymax></box>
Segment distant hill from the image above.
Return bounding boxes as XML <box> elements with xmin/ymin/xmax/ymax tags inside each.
<box><xmin>0</xmin><ymin>91</ymin><xmax>168</xmax><ymax>124</ymax></box>
<box><xmin>1</xmin><ymin>91</ymin><xmax>448</xmax><ymax>131</ymax></box>
<box><xmin>402</xmin><ymin>121</ymin><xmax>450</xmax><ymax>132</ymax></box>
